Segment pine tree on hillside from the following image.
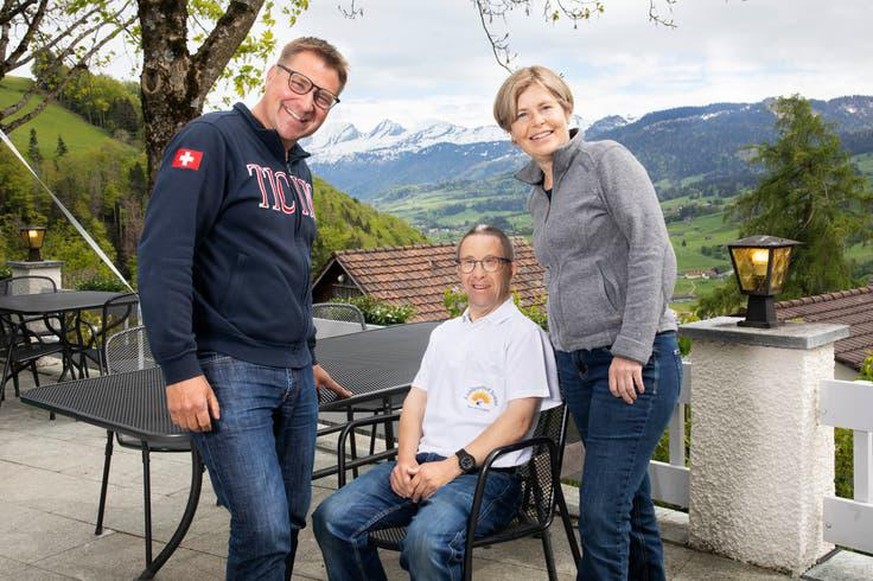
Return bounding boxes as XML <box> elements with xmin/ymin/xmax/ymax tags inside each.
<box><xmin>55</xmin><ymin>135</ymin><xmax>68</xmax><ymax>158</ymax></box>
<box><xmin>27</xmin><ymin>128</ymin><xmax>42</xmax><ymax>166</ymax></box>
<box><xmin>730</xmin><ymin>95</ymin><xmax>873</xmax><ymax>298</ymax></box>
<box><xmin>696</xmin><ymin>95</ymin><xmax>873</xmax><ymax>318</ymax></box>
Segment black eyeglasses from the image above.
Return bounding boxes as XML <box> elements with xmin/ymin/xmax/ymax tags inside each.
<box><xmin>456</xmin><ymin>256</ymin><xmax>512</xmax><ymax>273</ymax></box>
<box><xmin>275</xmin><ymin>63</ymin><xmax>340</xmax><ymax>110</ymax></box>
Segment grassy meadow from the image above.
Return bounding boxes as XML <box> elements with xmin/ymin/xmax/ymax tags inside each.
<box><xmin>0</xmin><ymin>77</ymin><xmax>123</xmax><ymax>157</ymax></box>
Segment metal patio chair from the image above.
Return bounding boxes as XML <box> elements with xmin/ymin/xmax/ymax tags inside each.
<box><xmin>336</xmin><ymin>403</ymin><xmax>582</xmax><ymax>580</ymax></box>
<box><xmin>94</xmin><ymin>325</ymin><xmax>192</xmax><ymax>542</ymax></box>
<box><xmin>0</xmin><ymin>276</ymin><xmax>66</xmax><ymax>406</ymax></box>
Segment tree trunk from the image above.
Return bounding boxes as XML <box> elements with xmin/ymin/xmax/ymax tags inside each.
<box><xmin>137</xmin><ymin>0</ymin><xmax>265</xmax><ymax>190</ymax></box>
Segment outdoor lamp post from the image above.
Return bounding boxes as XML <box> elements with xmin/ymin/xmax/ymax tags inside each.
<box><xmin>20</xmin><ymin>225</ymin><xmax>46</xmax><ymax>262</ymax></box>
<box><xmin>727</xmin><ymin>235</ymin><xmax>799</xmax><ymax>328</ymax></box>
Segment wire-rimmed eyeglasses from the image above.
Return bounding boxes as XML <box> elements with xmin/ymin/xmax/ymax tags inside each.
<box><xmin>275</xmin><ymin>63</ymin><xmax>340</xmax><ymax>110</ymax></box>
<box><xmin>456</xmin><ymin>256</ymin><xmax>512</xmax><ymax>273</ymax></box>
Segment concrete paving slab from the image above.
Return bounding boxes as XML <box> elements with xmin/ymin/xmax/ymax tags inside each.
<box><xmin>803</xmin><ymin>550</ymin><xmax>873</xmax><ymax>581</ymax></box>
<box><xmin>0</xmin><ymin>504</ymin><xmax>101</xmax><ymax>564</ymax></box>
<box><xmin>34</xmin><ymin>528</ymin><xmax>225</xmax><ymax>581</ymax></box>
<box><xmin>0</xmin><ymin>555</ymin><xmax>75</xmax><ymax>581</ymax></box>
<box><xmin>667</xmin><ymin>543</ymin><xmax>795</xmax><ymax>580</ymax></box>
<box><xmin>0</xmin><ymin>430</ymin><xmax>101</xmax><ymax>473</ymax></box>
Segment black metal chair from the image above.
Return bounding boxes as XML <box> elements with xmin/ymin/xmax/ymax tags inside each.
<box><xmin>0</xmin><ymin>276</ymin><xmax>66</xmax><ymax>407</ymax></box>
<box><xmin>94</xmin><ymin>325</ymin><xmax>193</xmax><ymax>542</ymax></box>
<box><xmin>313</xmin><ymin>301</ymin><xmax>390</xmax><ymax>478</ymax></box>
<box><xmin>312</xmin><ymin>302</ymin><xmax>367</xmax><ymax>337</ymax></box>
<box><xmin>336</xmin><ymin>403</ymin><xmax>582</xmax><ymax>580</ymax></box>
<box><xmin>76</xmin><ymin>292</ymin><xmax>140</xmax><ymax>376</ymax></box>
<box><xmin>0</xmin><ymin>275</ymin><xmax>57</xmax><ymax>296</ymax></box>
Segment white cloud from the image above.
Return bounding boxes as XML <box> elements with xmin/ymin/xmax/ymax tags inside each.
<box><xmin>111</xmin><ymin>0</ymin><xmax>873</xmax><ymax>131</ymax></box>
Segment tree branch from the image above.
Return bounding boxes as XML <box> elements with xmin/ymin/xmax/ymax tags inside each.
<box><xmin>1</xmin><ymin>6</ymin><xmax>137</xmax><ymax>133</ymax></box>
<box><xmin>190</xmin><ymin>0</ymin><xmax>265</xmax><ymax>108</ymax></box>
<box><xmin>474</xmin><ymin>0</ymin><xmax>678</xmax><ymax>70</ymax></box>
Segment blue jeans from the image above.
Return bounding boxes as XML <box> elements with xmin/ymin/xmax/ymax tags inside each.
<box><xmin>557</xmin><ymin>331</ymin><xmax>682</xmax><ymax>581</ymax></box>
<box><xmin>312</xmin><ymin>452</ymin><xmax>522</xmax><ymax>581</ymax></box>
<box><xmin>192</xmin><ymin>353</ymin><xmax>317</xmax><ymax>581</ymax></box>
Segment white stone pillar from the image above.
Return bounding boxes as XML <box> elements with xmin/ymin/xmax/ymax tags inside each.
<box><xmin>680</xmin><ymin>316</ymin><xmax>849</xmax><ymax>575</ymax></box>
<box><xmin>6</xmin><ymin>260</ymin><xmax>65</xmax><ymax>291</ymax></box>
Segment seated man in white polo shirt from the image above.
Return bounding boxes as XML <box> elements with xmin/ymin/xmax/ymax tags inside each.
<box><xmin>313</xmin><ymin>224</ymin><xmax>560</xmax><ymax>580</ymax></box>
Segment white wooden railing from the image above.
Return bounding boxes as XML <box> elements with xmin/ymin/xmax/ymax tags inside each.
<box><xmin>819</xmin><ymin>378</ymin><xmax>873</xmax><ymax>554</ymax></box>
<box><xmin>648</xmin><ymin>361</ymin><xmax>691</xmax><ymax>509</ymax></box>
<box><xmin>646</xmin><ymin>366</ymin><xmax>873</xmax><ymax>555</ymax></box>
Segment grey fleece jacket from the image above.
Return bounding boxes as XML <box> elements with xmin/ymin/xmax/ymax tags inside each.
<box><xmin>515</xmin><ymin>130</ymin><xmax>677</xmax><ymax>364</ymax></box>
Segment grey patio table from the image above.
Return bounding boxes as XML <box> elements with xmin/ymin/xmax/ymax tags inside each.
<box><xmin>0</xmin><ymin>290</ymin><xmax>124</xmax><ymax>379</ymax></box>
<box><xmin>20</xmin><ymin>319</ymin><xmax>439</xmax><ymax>578</ymax></box>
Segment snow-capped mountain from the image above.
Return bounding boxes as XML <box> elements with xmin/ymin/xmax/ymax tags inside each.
<box><xmin>302</xmin><ymin>96</ymin><xmax>873</xmax><ymax>202</ymax></box>
<box><xmin>302</xmin><ymin>119</ymin><xmax>508</xmax><ymax>164</ymax></box>
<box><xmin>302</xmin><ymin>114</ymin><xmax>591</xmax><ymax>165</ymax></box>
<box><xmin>299</xmin><ymin>114</ymin><xmax>595</xmax><ymax>198</ymax></box>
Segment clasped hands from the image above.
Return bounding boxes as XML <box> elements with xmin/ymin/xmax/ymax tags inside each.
<box><xmin>390</xmin><ymin>458</ymin><xmax>459</xmax><ymax>502</ymax></box>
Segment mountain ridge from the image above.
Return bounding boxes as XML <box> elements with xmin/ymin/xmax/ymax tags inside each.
<box><xmin>303</xmin><ymin>95</ymin><xmax>873</xmax><ymax>200</ymax></box>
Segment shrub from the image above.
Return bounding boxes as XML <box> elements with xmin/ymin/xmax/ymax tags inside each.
<box><xmin>73</xmin><ymin>275</ymin><xmax>129</xmax><ymax>292</ymax></box>
<box><xmin>859</xmin><ymin>352</ymin><xmax>873</xmax><ymax>382</ymax></box>
<box><xmin>336</xmin><ymin>295</ymin><xmax>415</xmax><ymax>326</ymax></box>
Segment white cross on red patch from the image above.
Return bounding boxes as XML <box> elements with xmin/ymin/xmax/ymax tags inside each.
<box><xmin>171</xmin><ymin>148</ymin><xmax>204</xmax><ymax>170</ymax></box>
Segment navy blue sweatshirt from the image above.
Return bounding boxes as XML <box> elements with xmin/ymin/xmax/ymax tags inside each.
<box><xmin>138</xmin><ymin>103</ymin><xmax>317</xmax><ymax>384</ymax></box>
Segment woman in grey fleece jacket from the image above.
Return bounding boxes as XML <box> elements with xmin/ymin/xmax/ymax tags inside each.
<box><xmin>494</xmin><ymin>66</ymin><xmax>682</xmax><ymax>581</ymax></box>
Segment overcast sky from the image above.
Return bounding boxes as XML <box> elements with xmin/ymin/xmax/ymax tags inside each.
<box><xmin>253</xmin><ymin>0</ymin><xmax>871</xmax><ymax>132</ymax></box>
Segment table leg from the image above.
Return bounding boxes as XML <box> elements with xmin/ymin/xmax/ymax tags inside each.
<box><xmin>347</xmin><ymin>408</ymin><xmax>360</xmax><ymax>480</ymax></box>
<box><xmin>382</xmin><ymin>396</ymin><xmax>396</xmax><ymax>450</ymax></box>
<box><xmin>138</xmin><ymin>447</ymin><xmax>203</xmax><ymax>580</ymax></box>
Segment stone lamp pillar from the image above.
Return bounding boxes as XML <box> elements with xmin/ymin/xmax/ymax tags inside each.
<box><xmin>6</xmin><ymin>260</ymin><xmax>65</xmax><ymax>291</ymax></box>
<box><xmin>680</xmin><ymin>316</ymin><xmax>849</xmax><ymax>575</ymax></box>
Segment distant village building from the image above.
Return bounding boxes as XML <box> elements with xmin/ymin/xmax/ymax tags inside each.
<box><xmin>776</xmin><ymin>282</ymin><xmax>873</xmax><ymax>380</ymax></box>
<box><xmin>684</xmin><ymin>269</ymin><xmax>714</xmax><ymax>280</ymax></box>
<box><xmin>311</xmin><ymin>239</ymin><xmax>546</xmax><ymax>322</ymax></box>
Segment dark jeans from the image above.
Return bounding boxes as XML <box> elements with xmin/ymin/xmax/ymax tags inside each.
<box><xmin>312</xmin><ymin>452</ymin><xmax>522</xmax><ymax>581</ymax></box>
<box><xmin>193</xmin><ymin>352</ymin><xmax>317</xmax><ymax>581</ymax></box>
<box><xmin>557</xmin><ymin>331</ymin><xmax>682</xmax><ymax>581</ymax></box>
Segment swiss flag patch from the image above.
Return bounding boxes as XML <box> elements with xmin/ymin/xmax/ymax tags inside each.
<box><xmin>171</xmin><ymin>148</ymin><xmax>204</xmax><ymax>170</ymax></box>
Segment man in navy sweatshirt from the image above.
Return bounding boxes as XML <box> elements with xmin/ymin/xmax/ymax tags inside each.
<box><xmin>138</xmin><ymin>37</ymin><xmax>351</xmax><ymax>580</ymax></box>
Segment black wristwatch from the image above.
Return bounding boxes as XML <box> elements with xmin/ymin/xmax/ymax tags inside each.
<box><xmin>455</xmin><ymin>448</ymin><xmax>477</xmax><ymax>474</ymax></box>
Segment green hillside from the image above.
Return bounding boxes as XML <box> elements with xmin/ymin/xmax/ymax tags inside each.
<box><xmin>312</xmin><ymin>177</ymin><xmax>428</xmax><ymax>271</ymax></box>
<box><xmin>0</xmin><ymin>77</ymin><xmax>127</xmax><ymax>157</ymax></box>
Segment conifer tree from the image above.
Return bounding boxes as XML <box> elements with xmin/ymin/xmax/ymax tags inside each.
<box><xmin>27</xmin><ymin>128</ymin><xmax>42</xmax><ymax>165</ymax></box>
<box><xmin>55</xmin><ymin>135</ymin><xmax>69</xmax><ymax>158</ymax></box>
<box><xmin>697</xmin><ymin>95</ymin><xmax>873</xmax><ymax>318</ymax></box>
<box><xmin>731</xmin><ymin>95</ymin><xmax>872</xmax><ymax>298</ymax></box>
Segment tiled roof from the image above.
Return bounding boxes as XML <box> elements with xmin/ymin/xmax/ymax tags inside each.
<box><xmin>776</xmin><ymin>283</ymin><xmax>873</xmax><ymax>371</ymax></box>
<box><xmin>328</xmin><ymin>239</ymin><xmax>546</xmax><ymax>322</ymax></box>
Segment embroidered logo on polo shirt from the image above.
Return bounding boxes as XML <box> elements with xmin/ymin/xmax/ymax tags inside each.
<box><xmin>465</xmin><ymin>386</ymin><xmax>497</xmax><ymax>412</ymax></box>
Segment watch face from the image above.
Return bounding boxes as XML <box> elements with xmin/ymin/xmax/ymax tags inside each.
<box><xmin>457</xmin><ymin>451</ymin><xmax>476</xmax><ymax>473</ymax></box>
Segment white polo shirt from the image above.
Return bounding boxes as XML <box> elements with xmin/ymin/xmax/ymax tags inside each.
<box><xmin>412</xmin><ymin>298</ymin><xmax>561</xmax><ymax>468</ymax></box>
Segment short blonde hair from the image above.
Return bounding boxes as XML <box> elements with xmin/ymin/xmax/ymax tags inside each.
<box><xmin>493</xmin><ymin>66</ymin><xmax>574</xmax><ymax>132</ymax></box>
<box><xmin>280</xmin><ymin>37</ymin><xmax>349</xmax><ymax>93</ymax></box>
